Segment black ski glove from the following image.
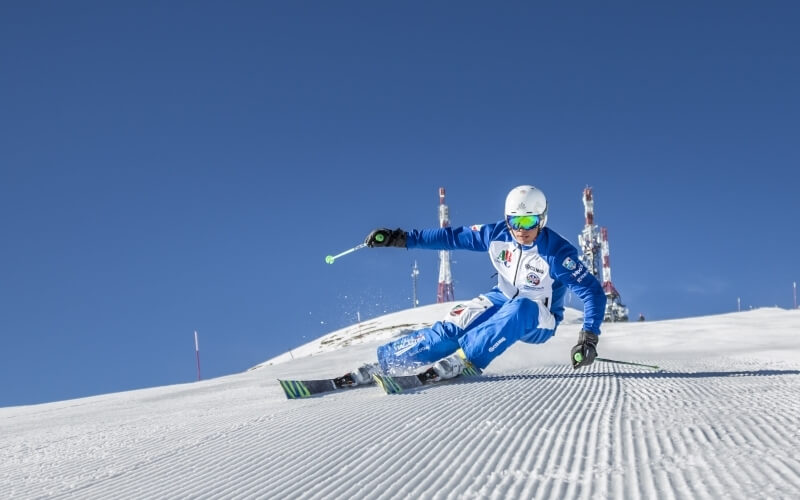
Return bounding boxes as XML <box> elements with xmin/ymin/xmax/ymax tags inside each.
<box><xmin>365</xmin><ymin>228</ymin><xmax>407</xmax><ymax>248</ymax></box>
<box><xmin>571</xmin><ymin>330</ymin><xmax>598</xmax><ymax>369</ymax></box>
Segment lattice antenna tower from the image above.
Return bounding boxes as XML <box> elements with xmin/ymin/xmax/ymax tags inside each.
<box><xmin>578</xmin><ymin>187</ymin><xmax>628</xmax><ymax>321</ymax></box>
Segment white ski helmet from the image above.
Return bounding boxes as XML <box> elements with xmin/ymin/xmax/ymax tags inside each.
<box><xmin>505</xmin><ymin>185</ymin><xmax>548</xmax><ymax>228</ymax></box>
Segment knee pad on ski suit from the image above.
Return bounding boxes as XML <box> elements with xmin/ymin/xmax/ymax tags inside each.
<box><xmin>458</xmin><ymin>297</ymin><xmax>556</xmax><ymax>369</ymax></box>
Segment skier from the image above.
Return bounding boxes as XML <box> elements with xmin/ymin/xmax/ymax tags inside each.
<box><xmin>358</xmin><ymin>185</ymin><xmax>607</xmax><ymax>382</ymax></box>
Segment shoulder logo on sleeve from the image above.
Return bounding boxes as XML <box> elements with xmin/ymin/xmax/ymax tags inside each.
<box><xmin>562</xmin><ymin>256</ymin><xmax>577</xmax><ymax>271</ymax></box>
<box><xmin>449</xmin><ymin>304</ymin><xmax>467</xmax><ymax>316</ymax></box>
<box><xmin>470</xmin><ymin>224</ymin><xmax>483</xmax><ymax>231</ymax></box>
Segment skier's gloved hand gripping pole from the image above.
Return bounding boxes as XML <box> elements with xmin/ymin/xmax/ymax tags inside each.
<box><xmin>571</xmin><ymin>330</ymin><xmax>598</xmax><ymax>369</ymax></box>
<box><xmin>365</xmin><ymin>228</ymin><xmax>407</xmax><ymax>248</ymax></box>
<box><xmin>324</xmin><ymin>228</ymin><xmax>407</xmax><ymax>264</ymax></box>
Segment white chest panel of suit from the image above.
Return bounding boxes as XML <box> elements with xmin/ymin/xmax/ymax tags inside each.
<box><xmin>488</xmin><ymin>241</ymin><xmax>555</xmax><ymax>306</ymax></box>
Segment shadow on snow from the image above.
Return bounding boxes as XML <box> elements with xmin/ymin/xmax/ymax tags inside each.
<box><xmin>480</xmin><ymin>368</ymin><xmax>800</xmax><ymax>383</ymax></box>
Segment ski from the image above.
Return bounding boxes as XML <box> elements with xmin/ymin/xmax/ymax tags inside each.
<box><xmin>278</xmin><ymin>364</ymin><xmax>379</xmax><ymax>399</ymax></box>
<box><xmin>279</xmin><ymin>359</ymin><xmax>484</xmax><ymax>398</ymax></box>
<box><xmin>278</xmin><ymin>377</ymin><xmax>356</xmax><ymax>399</ymax></box>
<box><xmin>372</xmin><ymin>362</ymin><xmax>482</xmax><ymax>395</ymax></box>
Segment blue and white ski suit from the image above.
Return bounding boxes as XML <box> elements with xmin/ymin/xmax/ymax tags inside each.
<box><xmin>377</xmin><ymin>222</ymin><xmax>607</xmax><ymax>373</ymax></box>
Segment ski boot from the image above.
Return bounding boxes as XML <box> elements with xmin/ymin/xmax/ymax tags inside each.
<box><xmin>430</xmin><ymin>349</ymin><xmax>481</xmax><ymax>380</ymax></box>
<box><xmin>336</xmin><ymin>362</ymin><xmax>381</xmax><ymax>386</ymax></box>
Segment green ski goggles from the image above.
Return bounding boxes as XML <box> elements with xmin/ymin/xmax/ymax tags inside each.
<box><xmin>506</xmin><ymin>214</ymin><xmax>541</xmax><ymax>231</ymax></box>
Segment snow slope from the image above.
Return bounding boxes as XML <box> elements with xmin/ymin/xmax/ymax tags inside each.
<box><xmin>2</xmin><ymin>306</ymin><xmax>800</xmax><ymax>499</ymax></box>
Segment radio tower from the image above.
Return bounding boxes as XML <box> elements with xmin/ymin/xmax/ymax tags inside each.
<box><xmin>578</xmin><ymin>187</ymin><xmax>628</xmax><ymax>321</ymax></box>
<box><xmin>437</xmin><ymin>187</ymin><xmax>455</xmax><ymax>303</ymax></box>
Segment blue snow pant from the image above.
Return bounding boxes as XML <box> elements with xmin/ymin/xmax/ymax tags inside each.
<box><xmin>377</xmin><ymin>289</ymin><xmax>557</xmax><ymax>374</ymax></box>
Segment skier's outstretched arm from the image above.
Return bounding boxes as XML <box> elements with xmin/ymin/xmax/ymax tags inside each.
<box><xmin>365</xmin><ymin>224</ymin><xmax>497</xmax><ymax>251</ymax></box>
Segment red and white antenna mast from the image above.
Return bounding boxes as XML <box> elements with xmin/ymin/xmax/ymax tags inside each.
<box><xmin>579</xmin><ymin>187</ymin><xmax>602</xmax><ymax>278</ymax></box>
<box><xmin>578</xmin><ymin>187</ymin><xmax>628</xmax><ymax>321</ymax></box>
<box><xmin>437</xmin><ymin>187</ymin><xmax>455</xmax><ymax>303</ymax></box>
<box><xmin>601</xmin><ymin>227</ymin><xmax>623</xmax><ymax>299</ymax></box>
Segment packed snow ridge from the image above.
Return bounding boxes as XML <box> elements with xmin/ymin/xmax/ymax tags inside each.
<box><xmin>2</xmin><ymin>304</ymin><xmax>800</xmax><ymax>499</ymax></box>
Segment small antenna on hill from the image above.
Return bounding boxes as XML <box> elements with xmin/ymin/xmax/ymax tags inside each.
<box><xmin>412</xmin><ymin>260</ymin><xmax>420</xmax><ymax>307</ymax></box>
<box><xmin>194</xmin><ymin>330</ymin><xmax>202</xmax><ymax>381</ymax></box>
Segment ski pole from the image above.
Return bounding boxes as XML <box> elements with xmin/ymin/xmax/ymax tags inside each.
<box><xmin>573</xmin><ymin>353</ymin><xmax>660</xmax><ymax>371</ymax></box>
<box><xmin>325</xmin><ymin>242</ymin><xmax>368</xmax><ymax>264</ymax></box>
<box><xmin>595</xmin><ymin>357</ymin><xmax>661</xmax><ymax>371</ymax></box>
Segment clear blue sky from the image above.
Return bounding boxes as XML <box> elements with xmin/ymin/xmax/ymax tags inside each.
<box><xmin>2</xmin><ymin>1</ymin><xmax>798</xmax><ymax>407</ymax></box>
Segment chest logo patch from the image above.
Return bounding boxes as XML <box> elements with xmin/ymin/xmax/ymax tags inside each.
<box><xmin>495</xmin><ymin>249</ymin><xmax>514</xmax><ymax>268</ymax></box>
